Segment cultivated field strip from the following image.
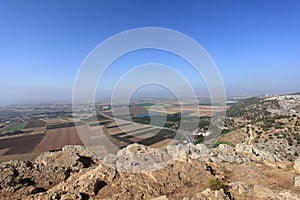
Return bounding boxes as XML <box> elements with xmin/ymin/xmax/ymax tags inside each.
<box><xmin>34</xmin><ymin>127</ymin><xmax>82</xmax><ymax>152</ymax></box>
<box><xmin>0</xmin><ymin>133</ymin><xmax>44</xmax><ymax>155</ymax></box>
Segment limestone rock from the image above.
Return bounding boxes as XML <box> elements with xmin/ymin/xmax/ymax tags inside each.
<box><xmin>0</xmin><ymin>143</ymin><xmax>299</xmax><ymax>200</ymax></box>
<box><xmin>235</xmin><ymin>143</ymin><xmax>279</xmax><ymax>162</ymax></box>
<box><xmin>0</xmin><ymin>165</ymin><xmax>16</xmax><ymax>189</ymax></box>
<box><xmin>60</xmin><ymin>192</ymin><xmax>83</xmax><ymax>200</ymax></box>
<box><xmin>294</xmin><ymin>158</ymin><xmax>300</xmax><ymax>174</ymax></box>
<box><xmin>62</xmin><ymin>145</ymin><xmax>94</xmax><ymax>157</ymax></box>
<box><xmin>195</xmin><ymin>188</ymin><xmax>230</xmax><ymax>200</ymax></box>
<box><xmin>151</xmin><ymin>195</ymin><xmax>169</xmax><ymax>200</ymax></box>
<box><xmin>209</xmin><ymin>144</ymin><xmax>243</xmax><ymax>163</ymax></box>
<box><xmin>34</xmin><ymin>151</ymin><xmax>83</xmax><ymax>170</ymax></box>
<box><xmin>253</xmin><ymin>185</ymin><xmax>276</xmax><ymax>199</ymax></box>
<box><xmin>295</xmin><ymin>175</ymin><xmax>300</xmax><ymax>187</ymax></box>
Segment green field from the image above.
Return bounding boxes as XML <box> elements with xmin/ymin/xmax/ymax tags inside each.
<box><xmin>0</xmin><ymin>122</ymin><xmax>27</xmax><ymax>134</ymax></box>
<box><xmin>88</xmin><ymin>121</ymin><xmax>112</xmax><ymax>127</ymax></box>
<box><xmin>135</xmin><ymin>103</ymin><xmax>155</xmax><ymax>107</ymax></box>
<box><xmin>46</xmin><ymin>121</ymin><xmax>85</xmax><ymax>130</ymax></box>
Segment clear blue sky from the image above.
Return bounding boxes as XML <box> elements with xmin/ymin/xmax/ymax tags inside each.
<box><xmin>0</xmin><ymin>0</ymin><xmax>300</xmax><ymax>104</ymax></box>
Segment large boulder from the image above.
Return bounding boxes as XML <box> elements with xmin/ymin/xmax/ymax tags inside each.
<box><xmin>195</xmin><ymin>188</ymin><xmax>230</xmax><ymax>200</ymax></box>
<box><xmin>167</xmin><ymin>143</ymin><xmax>209</xmax><ymax>162</ymax></box>
<box><xmin>62</xmin><ymin>145</ymin><xmax>94</xmax><ymax>157</ymax></box>
<box><xmin>209</xmin><ymin>144</ymin><xmax>243</xmax><ymax>163</ymax></box>
<box><xmin>235</xmin><ymin>144</ymin><xmax>279</xmax><ymax>162</ymax></box>
<box><xmin>0</xmin><ymin>165</ymin><xmax>16</xmax><ymax>189</ymax></box>
<box><xmin>111</xmin><ymin>143</ymin><xmax>210</xmax><ymax>173</ymax></box>
<box><xmin>295</xmin><ymin>175</ymin><xmax>300</xmax><ymax>187</ymax></box>
<box><xmin>294</xmin><ymin>158</ymin><xmax>300</xmax><ymax>174</ymax></box>
<box><xmin>115</xmin><ymin>143</ymin><xmax>172</xmax><ymax>173</ymax></box>
<box><xmin>34</xmin><ymin>151</ymin><xmax>83</xmax><ymax>170</ymax></box>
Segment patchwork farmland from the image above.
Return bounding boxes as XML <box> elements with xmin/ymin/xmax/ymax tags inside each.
<box><xmin>104</xmin><ymin>120</ymin><xmax>179</xmax><ymax>148</ymax></box>
<box><xmin>0</xmin><ymin>100</ymin><xmax>221</xmax><ymax>162</ymax></box>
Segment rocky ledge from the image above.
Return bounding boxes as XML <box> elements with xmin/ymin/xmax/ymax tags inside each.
<box><xmin>1</xmin><ymin>143</ymin><xmax>300</xmax><ymax>200</ymax></box>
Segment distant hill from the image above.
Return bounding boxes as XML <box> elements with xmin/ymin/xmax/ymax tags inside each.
<box><xmin>288</xmin><ymin>92</ymin><xmax>300</xmax><ymax>95</ymax></box>
<box><xmin>226</xmin><ymin>96</ymin><xmax>279</xmax><ymax>121</ymax></box>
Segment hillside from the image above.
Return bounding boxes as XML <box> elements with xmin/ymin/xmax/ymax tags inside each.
<box><xmin>219</xmin><ymin>95</ymin><xmax>300</xmax><ymax>161</ymax></box>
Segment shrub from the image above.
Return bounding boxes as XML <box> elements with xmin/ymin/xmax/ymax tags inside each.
<box><xmin>207</xmin><ymin>178</ymin><xmax>224</xmax><ymax>190</ymax></box>
<box><xmin>287</xmin><ymin>137</ymin><xmax>293</xmax><ymax>143</ymax></box>
<box><xmin>274</xmin><ymin>122</ymin><xmax>284</xmax><ymax>129</ymax></box>
<box><xmin>193</xmin><ymin>135</ymin><xmax>204</xmax><ymax>144</ymax></box>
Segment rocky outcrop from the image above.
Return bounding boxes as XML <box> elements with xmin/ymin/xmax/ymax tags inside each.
<box><xmin>235</xmin><ymin>143</ymin><xmax>279</xmax><ymax>163</ymax></box>
<box><xmin>229</xmin><ymin>181</ymin><xmax>300</xmax><ymax>200</ymax></box>
<box><xmin>192</xmin><ymin>188</ymin><xmax>230</xmax><ymax>200</ymax></box>
<box><xmin>0</xmin><ymin>145</ymin><xmax>97</xmax><ymax>199</ymax></box>
<box><xmin>0</xmin><ymin>143</ymin><xmax>299</xmax><ymax>200</ymax></box>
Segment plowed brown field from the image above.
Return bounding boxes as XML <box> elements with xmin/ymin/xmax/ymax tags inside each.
<box><xmin>0</xmin><ymin>127</ymin><xmax>83</xmax><ymax>162</ymax></box>
<box><xmin>34</xmin><ymin>127</ymin><xmax>82</xmax><ymax>152</ymax></box>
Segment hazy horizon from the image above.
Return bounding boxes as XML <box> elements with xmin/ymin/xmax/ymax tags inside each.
<box><xmin>1</xmin><ymin>1</ymin><xmax>300</xmax><ymax>105</ymax></box>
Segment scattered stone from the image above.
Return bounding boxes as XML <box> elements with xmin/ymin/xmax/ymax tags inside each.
<box><xmin>151</xmin><ymin>195</ymin><xmax>169</xmax><ymax>200</ymax></box>
<box><xmin>295</xmin><ymin>175</ymin><xmax>300</xmax><ymax>187</ymax></box>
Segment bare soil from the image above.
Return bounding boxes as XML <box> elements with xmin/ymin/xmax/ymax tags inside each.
<box><xmin>24</xmin><ymin>120</ymin><xmax>46</xmax><ymax>129</ymax></box>
<box><xmin>34</xmin><ymin>127</ymin><xmax>82</xmax><ymax>152</ymax></box>
<box><xmin>0</xmin><ymin>133</ymin><xmax>44</xmax><ymax>155</ymax></box>
<box><xmin>0</xmin><ymin>127</ymin><xmax>83</xmax><ymax>162</ymax></box>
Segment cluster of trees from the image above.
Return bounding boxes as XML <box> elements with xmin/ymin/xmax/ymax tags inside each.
<box><xmin>226</xmin><ymin>97</ymin><xmax>279</xmax><ymax>121</ymax></box>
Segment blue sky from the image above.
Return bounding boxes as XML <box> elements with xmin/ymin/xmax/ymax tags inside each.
<box><xmin>0</xmin><ymin>0</ymin><xmax>300</xmax><ymax>104</ymax></box>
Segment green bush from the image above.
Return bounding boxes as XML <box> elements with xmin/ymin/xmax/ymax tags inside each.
<box><xmin>274</xmin><ymin>122</ymin><xmax>284</xmax><ymax>129</ymax></box>
<box><xmin>207</xmin><ymin>178</ymin><xmax>224</xmax><ymax>190</ymax></box>
<box><xmin>193</xmin><ymin>135</ymin><xmax>204</xmax><ymax>144</ymax></box>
